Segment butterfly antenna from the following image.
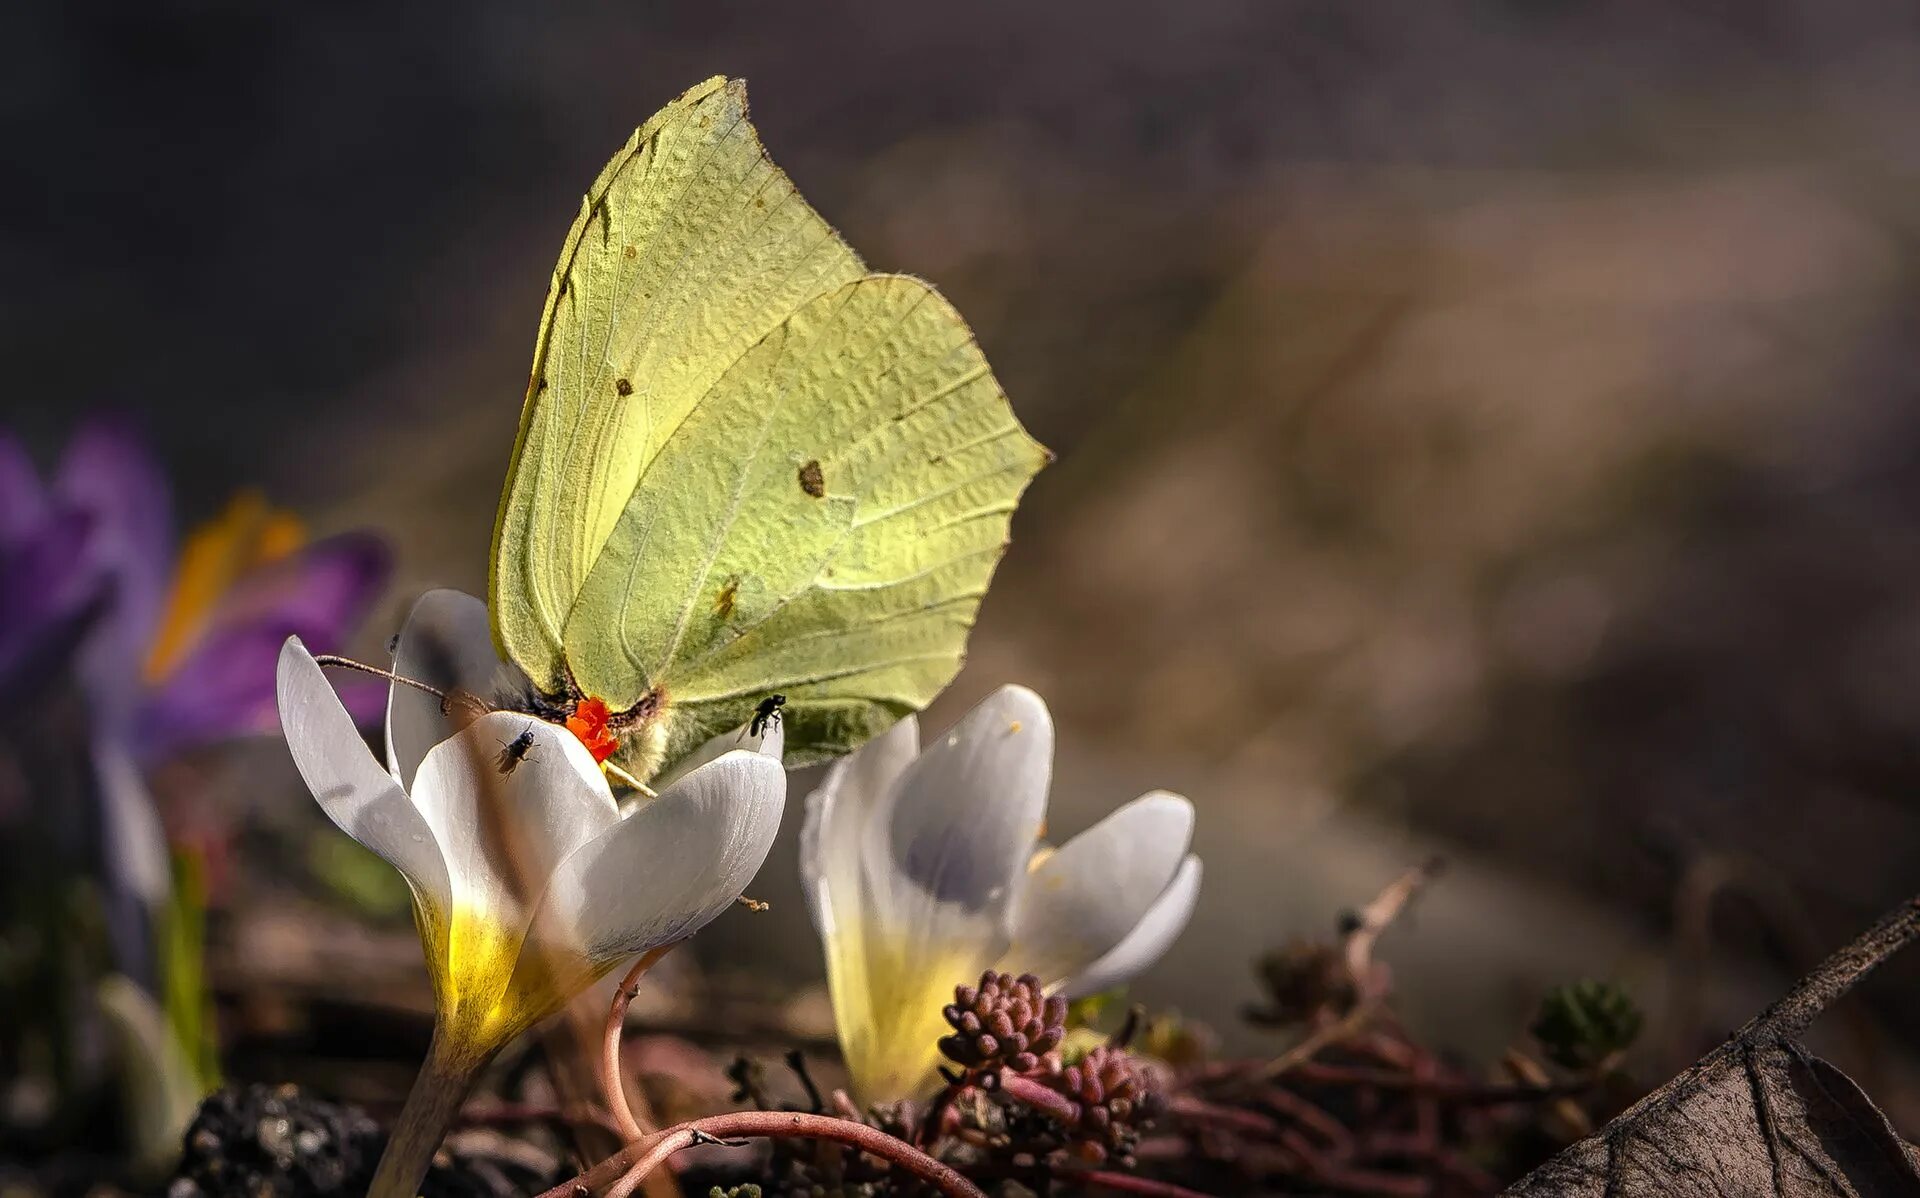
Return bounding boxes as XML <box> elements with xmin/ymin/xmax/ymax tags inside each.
<box><xmin>311</xmin><ymin>654</ymin><xmax>450</xmax><ymax>703</ymax></box>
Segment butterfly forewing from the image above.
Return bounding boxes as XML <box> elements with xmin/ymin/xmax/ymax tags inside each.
<box><xmin>491</xmin><ymin>75</ymin><xmax>863</xmax><ymax>693</ymax></box>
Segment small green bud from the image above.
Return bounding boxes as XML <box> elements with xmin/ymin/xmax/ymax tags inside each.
<box><xmin>1531</xmin><ymin>980</ymin><xmax>1642</xmax><ymax>1071</ymax></box>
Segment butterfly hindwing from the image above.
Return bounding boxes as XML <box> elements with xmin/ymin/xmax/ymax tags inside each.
<box><xmin>566</xmin><ymin>275</ymin><xmax>1048</xmax><ymax>769</ymax></box>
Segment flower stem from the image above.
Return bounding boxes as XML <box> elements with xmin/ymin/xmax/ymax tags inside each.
<box><xmin>601</xmin><ymin>943</ymin><xmax>677</xmax><ymax>1143</ymax></box>
<box><xmin>368</xmin><ymin>1029</ymin><xmax>490</xmax><ymax>1198</ymax></box>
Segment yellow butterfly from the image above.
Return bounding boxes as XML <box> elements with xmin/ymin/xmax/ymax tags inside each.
<box><xmin>489</xmin><ymin>77</ymin><xmax>1048</xmax><ymax>779</ymax></box>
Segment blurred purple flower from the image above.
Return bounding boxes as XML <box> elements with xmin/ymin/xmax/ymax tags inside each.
<box><xmin>0</xmin><ymin>422</ymin><xmax>391</xmax><ymax>761</ymax></box>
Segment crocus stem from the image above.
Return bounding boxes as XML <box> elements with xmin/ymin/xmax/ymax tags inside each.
<box><xmin>602</xmin><ymin>943</ymin><xmax>678</xmax><ymax>1143</ymax></box>
<box><xmin>368</xmin><ymin>1028</ymin><xmax>491</xmax><ymax>1198</ymax></box>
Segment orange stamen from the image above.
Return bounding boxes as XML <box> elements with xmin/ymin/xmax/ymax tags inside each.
<box><xmin>144</xmin><ymin>491</ymin><xmax>307</xmax><ymax>683</ymax></box>
<box><xmin>565</xmin><ymin>697</ymin><xmax>620</xmax><ymax>763</ymax></box>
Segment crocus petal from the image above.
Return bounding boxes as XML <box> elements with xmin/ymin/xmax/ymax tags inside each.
<box><xmin>1004</xmin><ymin>791</ymin><xmax>1195</xmax><ymax>990</ymax></box>
<box><xmin>652</xmin><ymin>708</ymin><xmax>787</xmax><ymax>795</ymax></box>
<box><xmin>56</xmin><ymin>424</ymin><xmax>173</xmax><ymax>719</ymax></box>
<box><xmin>408</xmin><ymin>711</ymin><xmax>617</xmax><ymax>941</ymax></box>
<box><xmin>0</xmin><ymin>509</ymin><xmax>109</xmax><ymax>704</ymax></box>
<box><xmin>869</xmin><ymin>685</ymin><xmax>1052</xmax><ymax>942</ymax></box>
<box><xmin>0</xmin><ymin>432</ymin><xmax>44</xmax><ymax>541</ymax></box>
<box><xmin>800</xmin><ymin>713</ymin><xmax>918</xmax><ymax>942</ymax></box>
<box><xmin>94</xmin><ymin>735</ymin><xmax>168</xmax><ymax>988</ymax></box>
<box><xmin>829</xmin><ymin>688</ymin><xmax>1051</xmax><ymax>1103</ymax></box>
<box><xmin>195</xmin><ymin>531</ymin><xmax>389</xmax><ymax>649</ymax></box>
<box><xmin>386</xmin><ymin>589</ymin><xmax>515</xmax><ymax>788</ymax></box>
<box><xmin>135</xmin><ymin>535</ymin><xmax>389</xmax><ymax>762</ymax></box>
<box><xmin>276</xmin><ymin>637</ymin><xmax>452</xmax><ymax>957</ymax></box>
<box><xmin>1057</xmin><ymin>855</ymin><xmax>1201</xmax><ymax>999</ymax></box>
<box><xmin>513</xmin><ymin>750</ymin><xmax>785</xmax><ymax>1013</ymax></box>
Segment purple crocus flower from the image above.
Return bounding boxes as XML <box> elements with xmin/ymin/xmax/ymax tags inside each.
<box><xmin>0</xmin><ymin>422</ymin><xmax>391</xmax><ymax>760</ymax></box>
<box><xmin>0</xmin><ymin>421</ymin><xmax>390</xmax><ymax>983</ymax></box>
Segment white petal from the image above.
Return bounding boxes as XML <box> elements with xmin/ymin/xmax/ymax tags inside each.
<box><xmin>799</xmin><ymin>713</ymin><xmax>918</xmax><ymax>940</ymax></box>
<box><xmin>95</xmin><ymin>736</ymin><xmax>169</xmax><ymax>907</ymax></box>
<box><xmin>1058</xmin><ymin>855</ymin><xmax>1201</xmax><ymax>998</ymax></box>
<box><xmin>528</xmin><ymin>750</ymin><xmax>786</xmax><ymax>970</ymax></box>
<box><xmin>1006</xmin><ymin>791</ymin><xmax>1195</xmax><ymax>990</ymax></box>
<box><xmin>277</xmin><ymin>637</ymin><xmax>450</xmax><ymax>917</ymax></box>
<box><xmin>385</xmin><ymin>589</ymin><xmax>519</xmax><ymax>789</ymax></box>
<box><xmin>408</xmin><ymin>711</ymin><xmax>618</xmax><ymax>948</ymax></box>
<box><xmin>651</xmin><ymin>707</ymin><xmax>787</xmax><ymax>793</ymax></box>
<box><xmin>864</xmin><ymin>686</ymin><xmax>1053</xmax><ymax>968</ymax></box>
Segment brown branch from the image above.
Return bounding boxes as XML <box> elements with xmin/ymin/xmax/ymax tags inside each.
<box><xmin>533</xmin><ymin>1111</ymin><xmax>986</xmax><ymax>1198</ymax></box>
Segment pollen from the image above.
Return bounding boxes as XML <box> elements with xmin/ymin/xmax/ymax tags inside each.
<box><xmin>565</xmin><ymin>697</ymin><xmax>621</xmax><ymax>763</ymax></box>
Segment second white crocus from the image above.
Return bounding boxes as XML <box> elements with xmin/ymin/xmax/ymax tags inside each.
<box><xmin>801</xmin><ymin>685</ymin><xmax>1202</xmax><ymax>1104</ymax></box>
<box><xmin>275</xmin><ymin>590</ymin><xmax>786</xmax><ymax>1198</ymax></box>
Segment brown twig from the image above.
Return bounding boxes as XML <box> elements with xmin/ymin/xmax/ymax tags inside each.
<box><xmin>602</xmin><ymin>943</ymin><xmax>679</xmax><ymax>1143</ymax></box>
<box><xmin>535</xmin><ymin>1111</ymin><xmax>986</xmax><ymax>1198</ymax></box>
<box><xmin>1343</xmin><ymin>858</ymin><xmax>1442</xmax><ymax>991</ymax></box>
<box><xmin>1065</xmin><ymin>1169</ymin><xmax>1216</xmax><ymax>1198</ymax></box>
<box><xmin>1259</xmin><ymin>1002</ymin><xmax>1378</xmax><ymax>1080</ymax></box>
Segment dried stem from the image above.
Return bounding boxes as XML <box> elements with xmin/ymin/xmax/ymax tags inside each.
<box><xmin>1259</xmin><ymin>1001</ymin><xmax>1377</xmax><ymax>1080</ymax></box>
<box><xmin>602</xmin><ymin>943</ymin><xmax>679</xmax><ymax>1143</ymax></box>
<box><xmin>1065</xmin><ymin>1170</ymin><xmax>1216</xmax><ymax>1198</ymax></box>
<box><xmin>1343</xmin><ymin>857</ymin><xmax>1442</xmax><ymax>987</ymax></box>
<box><xmin>534</xmin><ymin>1111</ymin><xmax>986</xmax><ymax>1198</ymax></box>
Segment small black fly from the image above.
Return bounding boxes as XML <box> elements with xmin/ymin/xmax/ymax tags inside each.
<box><xmin>495</xmin><ymin>724</ymin><xmax>538</xmax><ymax>775</ymax></box>
<box><xmin>750</xmin><ymin>694</ymin><xmax>786</xmax><ymax>737</ymax></box>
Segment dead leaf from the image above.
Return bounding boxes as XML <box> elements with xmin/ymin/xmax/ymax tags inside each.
<box><xmin>1507</xmin><ymin>899</ymin><xmax>1920</xmax><ymax>1197</ymax></box>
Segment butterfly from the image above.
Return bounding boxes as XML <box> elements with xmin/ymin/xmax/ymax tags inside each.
<box><xmin>488</xmin><ymin>77</ymin><xmax>1048</xmax><ymax>781</ymax></box>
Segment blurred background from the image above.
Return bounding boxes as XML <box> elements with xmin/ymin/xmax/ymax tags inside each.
<box><xmin>8</xmin><ymin>0</ymin><xmax>1920</xmax><ymax>1182</ymax></box>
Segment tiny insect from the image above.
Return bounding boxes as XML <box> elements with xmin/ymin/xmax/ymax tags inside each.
<box><xmin>495</xmin><ymin>724</ymin><xmax>538</xmax><ymax>775</ymax></box>
<box><xmin>750</xmin><ymin>694</ymin><xmax>786</xmax><ymax>737</ymax></box>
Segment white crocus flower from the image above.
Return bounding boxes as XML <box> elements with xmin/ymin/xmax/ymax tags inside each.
<box><xmin>275</xmin><ymin>590</ymin><xmax>785</xmax><ymax>1198</ymax></box>
<box><xmin>801</xmin><ymin>685</ymin><xmax>1201</xmax><ymax>1104</ymax></box>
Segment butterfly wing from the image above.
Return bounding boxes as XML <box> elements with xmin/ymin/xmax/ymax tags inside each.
<box><xmin>564</xmin><ymin>274</ymin><xmax>1048</xmax><ymax>769</ymax></box>
<box><xmin>490</xmin><ymin>76</ymin><xmax>865</xmax><ymax>693</ymax></box>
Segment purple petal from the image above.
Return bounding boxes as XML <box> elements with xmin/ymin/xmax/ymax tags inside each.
<box><xmin>55</xmin><ymin>423</ymin><xmax>174</xmax><ymax>712</ymax></box>
<box><xmin>189</xmin><ymin>531</ymin><xmax>391</xmax><ymax>648</ymax></box>
<box><xmin>0</xmin><ymin>432</ymin><xmax>47</xmax><ymax>542</ymax></box>
<box><xmin>135</xmin><ymin>532</ymin><xmax>391</xmax><ymax>759</ymax></box>
<box><xmin>0</xmin><ymin>508</ymin><xmax>111</xmax><ymax>703</ymax></box>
